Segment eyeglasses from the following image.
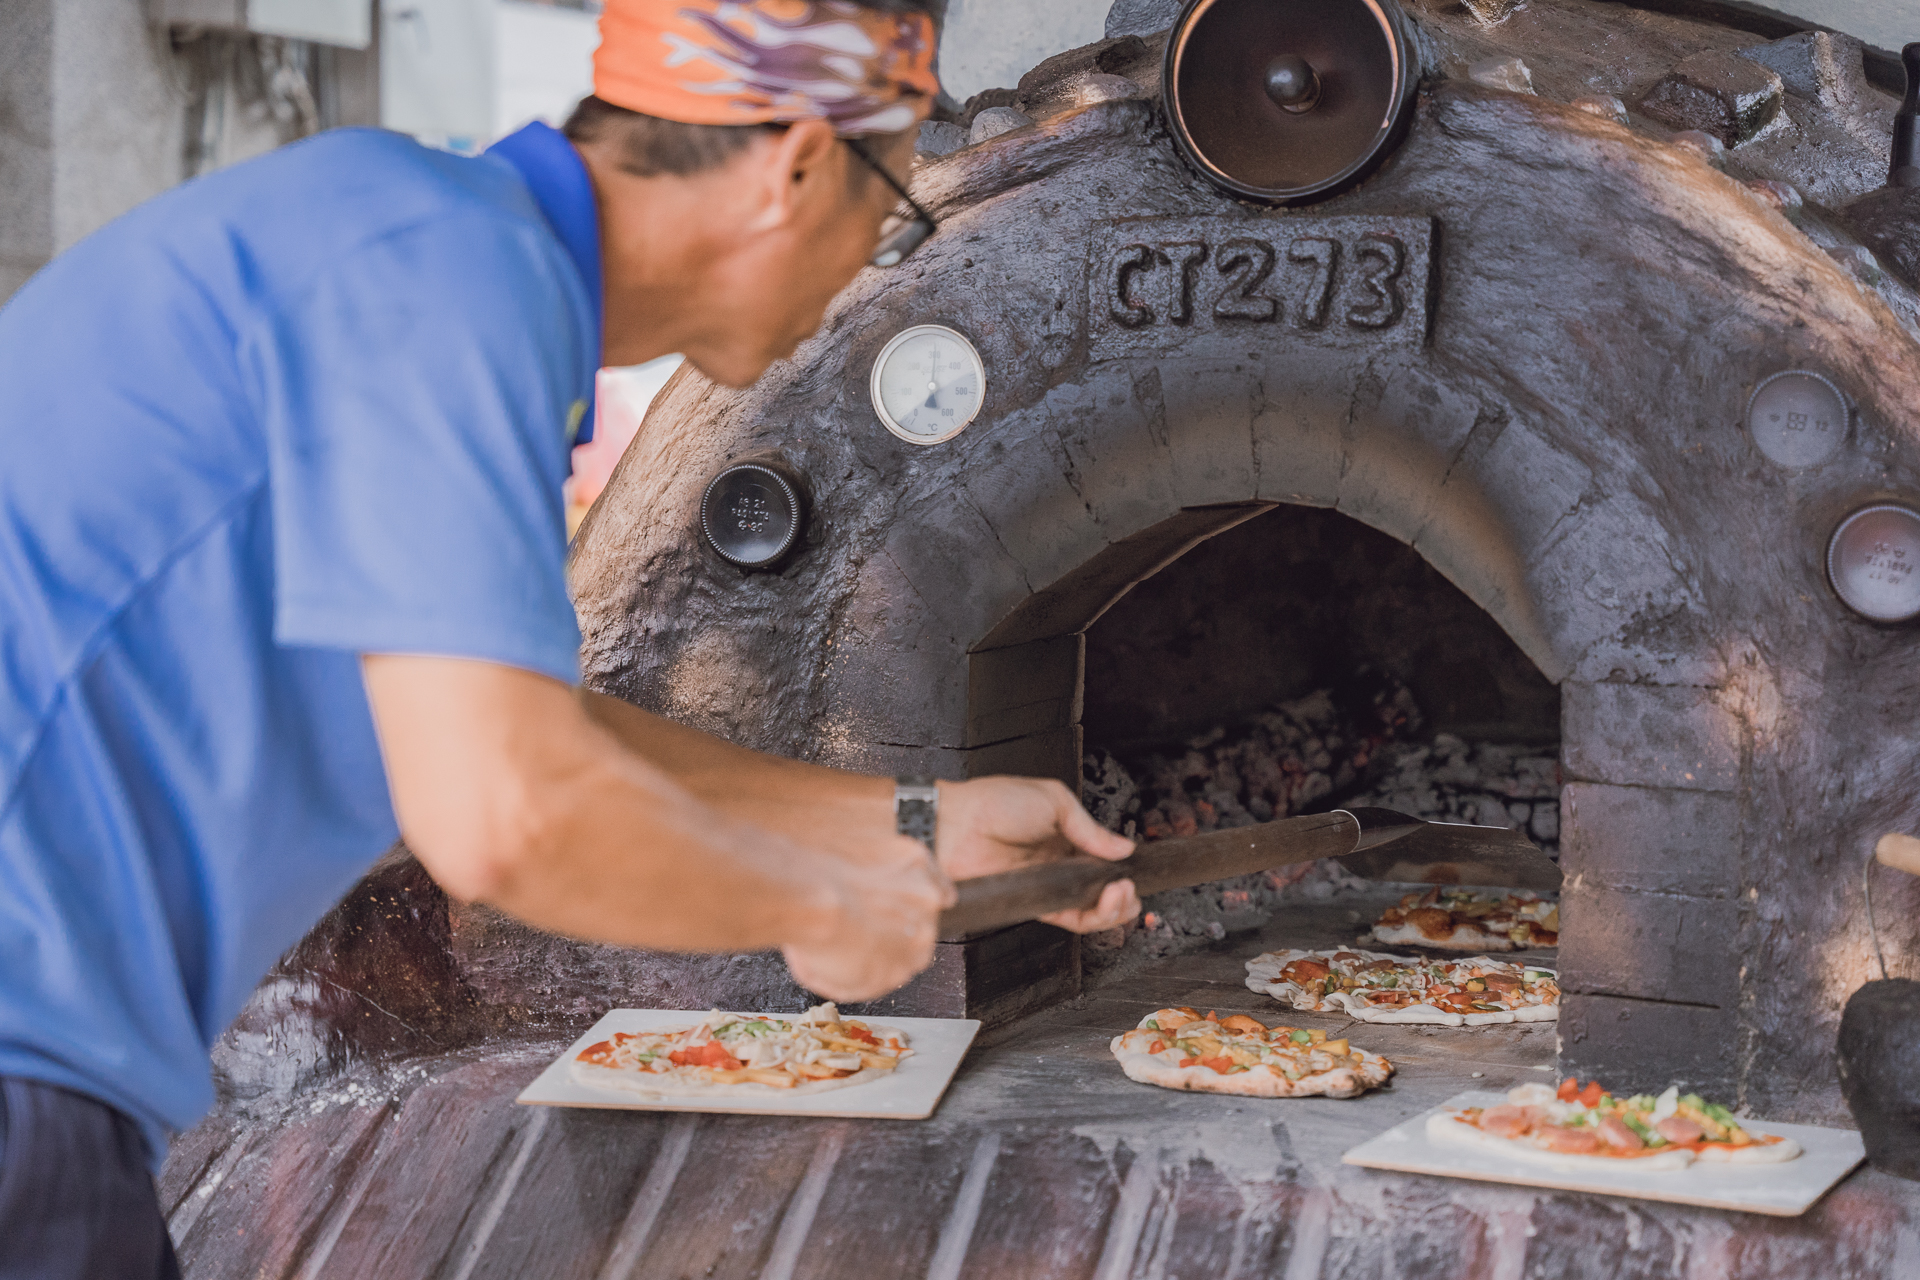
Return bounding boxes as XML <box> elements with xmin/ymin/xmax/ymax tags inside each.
<box><xmin>843</xmin><ymin>137</ymin><xmax>937</xmax><ymax>268</ymax></box>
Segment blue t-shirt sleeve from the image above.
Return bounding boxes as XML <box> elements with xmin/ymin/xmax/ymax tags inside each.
<box><xmin>252</xmin><ymin>211</ymin><xmax>589</xmax><ymax>684</ymax></box>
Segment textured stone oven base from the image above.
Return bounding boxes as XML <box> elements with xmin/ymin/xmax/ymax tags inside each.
<box><xmin>163</xmin><ymin>894</ymin><xmax>1906</xmax><ymax>1278</ymax></box>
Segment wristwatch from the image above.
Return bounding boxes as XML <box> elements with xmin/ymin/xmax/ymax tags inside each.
<box><xmin>894</xmin><ymin>776</ymin><xmax>939</xmax><ymax>854</ymax></box>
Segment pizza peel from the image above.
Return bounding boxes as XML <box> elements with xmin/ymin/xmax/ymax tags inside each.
<box><xmin>938</xmin><ymin>806</ymin><xmax>1560</xmax><ymax>938</ymax></box>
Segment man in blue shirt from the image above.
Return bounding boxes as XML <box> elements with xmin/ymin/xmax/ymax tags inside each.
<box><xmin>0</xmin><ymin>3</ymin><xmax>1138</xmax><ymax>1275</ymax></box>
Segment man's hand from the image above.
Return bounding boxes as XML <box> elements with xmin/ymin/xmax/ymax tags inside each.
<box><xmin>936</xmin><ymin>777</ymin><xmax>1142</xmax><ymax>934</ymax></box>
<box><xmin>782</xmin><ymin>838</ymin><xmax>955</xmax><ymax>1002</ymax></box>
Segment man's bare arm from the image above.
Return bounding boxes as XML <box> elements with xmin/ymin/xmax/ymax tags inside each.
<box><xmin>581</xmin><ymin>690</ymin><xmax>895</xmax><ymax>860</ymax></box>
<box><xmin>581</xmin><ymin>691</ymin><xmax>1142</xmax><ymax>933</ymax></box>
<box><xmin>362</xmin><ymin>655</ymin><xmax>950</xmax><ymax>999</ymax></box>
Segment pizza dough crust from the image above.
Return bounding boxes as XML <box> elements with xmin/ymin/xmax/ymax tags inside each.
<box><xmin>1696</xmin><ymin>1137</ymin><xmax>1803</xmax><ymax>1164</ymax></box>
<box><xmin>1426</xmin><ymin>1112</ymin><xmax>1697</xmax><ymax>1171</ymax></box>
<box><xmin>1369</xmin><ymin>891</ymin><xmax>1559</xmax><ymax>952</ymax></box>
<box><xmin>1109</xmin><ymin>1028</ymin><xmax>1392</xmax><ymax>1099</ymax></box>
<box><xmin>1371</xmin><ymin>921</ymin><xmax>1518</xmax><ymax>953</ymax></box>
<box><xmin>570</xmin><ymin>1017</ymin><xmax>910</xmax><ymax>1098</ymax></box>
<box><xmin>1426</xmin><ymin>1111</ymin><xmax>1802</xmax><ymax>1170</ymax></box>
<box><xmin>570</xmin><ymin>1060</ymin><xmax>889</xmax><ymax>1098</ymax></box>
<box><xmin>1245</xmin><ymin>948</ymin><xmax>1560</xmax><ymax>1026</ymax></box>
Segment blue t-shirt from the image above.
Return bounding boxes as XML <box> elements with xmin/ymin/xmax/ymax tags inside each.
<box><xmin>0</xmin><ymin>122</ymin><xmax>600</xmax><ymax>1166</ymax></box>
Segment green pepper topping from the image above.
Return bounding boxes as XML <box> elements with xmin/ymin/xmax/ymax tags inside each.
<box><xmin>1290</xmin><ymin>1029</ymin><xmax>1313</xmax><ymax>1045</ymax></box>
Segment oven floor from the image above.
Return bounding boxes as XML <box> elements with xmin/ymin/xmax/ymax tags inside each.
<box><xmin>161</xmin><ymin>893</ymin><xmax>1918</xmax><ymax>1279</ymax></box>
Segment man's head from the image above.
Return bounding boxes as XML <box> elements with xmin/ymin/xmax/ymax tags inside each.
<box><xmin>570</xmin><ymin>1</ymin><xmax>942</xmax><ymax>386</ymax></box>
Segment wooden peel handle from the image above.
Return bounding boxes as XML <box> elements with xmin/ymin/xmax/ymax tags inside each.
<box><xmin>1877</xmin><ymin>833</ymin><xmax>1920</xmax><ymax>877</ymax></box>
<box><xmin>937</xmin><ymin>810</ymin><xmax>1361</xmax><ymax>939</ymax></box>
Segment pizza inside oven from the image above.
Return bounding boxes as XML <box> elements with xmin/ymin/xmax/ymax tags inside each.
<box><xmin>1372</xmin><ymin>888</ymin><xmax>1559</xmax><ymax>952</ymax></box>
<box><xmin>1109</xmin><ymin>1007</ymin><xmax>1393</xmax><ymax>1098</ymax></box>
<box><xmin>1245</xmin><ymin>947</ymin><xmax>1560</xmax><ymax>1025</ymax></box>
<box><xmin>572</xmin><ymin>1004</ymin><xmax>911</xmax><ymax>1095</ymax></box>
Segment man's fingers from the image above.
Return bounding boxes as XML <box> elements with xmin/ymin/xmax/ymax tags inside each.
<box><xmin>917</xmin><ymin>847</ymin><xmax>960</xmax><ymax>909</ymax></box>
<box><xmin>1877</xmin><ymin>832</ymin><xmax>1920</xmax><ymax>877</ymax></box>
<box><xmin>1039</xmin><ymin>878</ymin><xmax>1142</xmax><ymax>933</ymax></box>
<box><xmin>1047</xmin><ymin>781</ymin><xmax>1135</xmax><ymax>862</ymax></box>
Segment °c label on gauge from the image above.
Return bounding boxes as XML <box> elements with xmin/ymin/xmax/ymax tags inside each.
<box><xmin>870</xmin><ymin>324</ymin><xmax>985</xmax><ymax>445</ymax></box>
<box><xmin>1748</xmin><ymin>370</ymin><xmax>1848</xmax><ymax>468</ymax></box>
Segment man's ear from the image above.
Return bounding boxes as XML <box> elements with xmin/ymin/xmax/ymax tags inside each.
<box><xmin>746</xmin><ymin>118</ymin><xmax>842</xmax><ymax>233</ymax></box>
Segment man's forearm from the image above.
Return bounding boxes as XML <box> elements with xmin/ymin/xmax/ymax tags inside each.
<box><xmin>582</xmin><ymin>690</ymin><xmax>898</xmax><ymax>861</ymax></box>
<box><xmin>478</xmin><ymin>742</ymin><xmax>850</xmax><ymax>953</ymax></box>
<box><xmin>365</xmin><ymin>655</ymin><xmax>851</xmax><ymax>953</ymax></box>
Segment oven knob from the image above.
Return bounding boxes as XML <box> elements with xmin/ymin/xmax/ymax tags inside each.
<box><xmin>1162</xmin><ymin>0</ymin><xmax>1418</xmax><ymax>205</ymax></box>
<box><xmin>1747</xmin><ymin>370</ymin><xmax>1849</xmax><ymax>468</ymax></box>
<box><xmin>1828</xmin><ymin>504</ymin><xmax>1920</xmax><ymax>623</ymax></box>
<box><xmin>699</xmin><ymin>460</ymin><xmax>807</xmax><ymax>569</ymax></box>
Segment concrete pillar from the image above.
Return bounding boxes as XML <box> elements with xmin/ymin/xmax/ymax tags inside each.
<box><xmin>0</xmin><ymin>0</ymin><xmax>186</xmax><ymax>302</ymax></box>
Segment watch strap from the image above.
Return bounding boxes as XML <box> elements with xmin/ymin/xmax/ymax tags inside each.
<box><xmin>895</xmin><ymin>775</ymin><xmax>939</xmax><ymax>854</ymax></box>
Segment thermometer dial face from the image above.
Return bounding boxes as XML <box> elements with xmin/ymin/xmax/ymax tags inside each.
<box><xmin>870</xmin><ymin>324</ymin><xmax>986</xmax><ymax>445</ymax></box>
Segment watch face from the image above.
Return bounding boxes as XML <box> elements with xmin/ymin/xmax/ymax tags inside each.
<box><xmin>870</xmin><ymin>324</ymin><xmax>986</xmax><ymax>445</ymax></box>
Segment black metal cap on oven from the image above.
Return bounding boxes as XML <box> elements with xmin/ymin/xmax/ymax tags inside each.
<box><xmin>1162</xmin><ymin>0</ymin><xmax>1418</xmax><ymax>206</ymax></box>
<box><xmin>699</xmin><ymin>460</ymin><xmax>807</xmax><ymax>569</ymax></box>
<box><xmin>1891</xmin><ymin>43</ymin><xmax>1920</xmax><ymax>188</ymax></box>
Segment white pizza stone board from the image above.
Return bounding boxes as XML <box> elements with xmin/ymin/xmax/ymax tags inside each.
<box><xmin>1342</xmin><ymin>1090</ymin><xmax>1864</xmax><ymax>1217</ymax></box>
<box><xmin>515</xmin><ymin>1009</ymin><xmax>981</xmax><ymax>1120</ymax></box>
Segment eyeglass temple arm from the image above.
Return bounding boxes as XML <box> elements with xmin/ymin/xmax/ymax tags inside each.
<box><xmin>846</xmin><ymin>137</ymin><xmax>937</xmax><ymax>227</ymax></box>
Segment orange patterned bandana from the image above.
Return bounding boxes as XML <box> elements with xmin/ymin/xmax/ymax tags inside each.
<box><xmin>594</xmin><ymin>0</ymin><xmax>941</xmax><ymax>136</ymax></box>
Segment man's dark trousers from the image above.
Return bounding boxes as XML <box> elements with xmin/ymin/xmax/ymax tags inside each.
<box><xmin>0</xmin><ymin>1077</ymin><xmax>180</xmax><ymax>1279</ymax></box>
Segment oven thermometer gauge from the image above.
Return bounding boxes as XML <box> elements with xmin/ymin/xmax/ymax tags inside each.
<box><xmin>869</xmin><ymin>324</ymin><xmax>985</xmax><ymax>446</ymax></box>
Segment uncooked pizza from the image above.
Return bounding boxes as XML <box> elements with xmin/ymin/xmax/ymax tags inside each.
<box><xmin>1110</xmin><ymin>1007</ymin><xmax>1393</xmax><ymax>1098</ymax></box>
<box><xmin>571</xmin><ymin>1004</ymin><xmax>910</xmax><ymax>1097</ymax></box>
<box><xmin>1245</xmin><ymin>947</ymin><xmax>1560</xmax><ymax>1025</ymax></box>
<box><xmin>1370</xmin><ymin>888</ymin><xmax>1559</xmax><ymax>952</ymax></box>
<box><xmin>1428</xmin><ymin>1079</ymin><xmax>1802</xmax><ymax>1170</ymax></box>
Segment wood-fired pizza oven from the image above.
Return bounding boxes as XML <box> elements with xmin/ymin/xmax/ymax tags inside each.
<box><xmin>154</xmin><ymin>5</ymin><xmax>1920</xmax><ymax>1276</ymax></box>
<box><xmin>559</xmin><ymin>0</ymin><xmax>1920</xmax><ymax>1120</ymax></box>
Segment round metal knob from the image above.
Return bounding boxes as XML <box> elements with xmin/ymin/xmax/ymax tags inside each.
<box><xmin>699</xmin><ymin>461</ymin><xmax>806</xmax><ymax>569</ymax></box>
<box><xmin>1264</xmin><ymin>54</ymin><xmax>1321</xmax><ymax>113</ymax></box>
<box><xmin>1746</xmin><ymin>370</ymin><xmax>1849</xmax><ymax>468</ymax></box>
<box><xmin>1163</xmin><ymin>0</ymin><xmax>1419</xmax><ymax>206</ymax></box>
<box><xmin>1828</xmin><ymin>504</ymin><xmax>1920</xmax><ymax>623</ymax></box>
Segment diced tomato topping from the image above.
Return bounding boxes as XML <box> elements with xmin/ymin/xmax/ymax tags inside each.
<box><xmin>1197</xmin><ymin>1056</ymin><xmax>1235</xmax><ymax>1074</ymax></box>
<box><xmin>1178</xmin><ymin>1057</ymin><xmax>1199</xmax><ymax>1068</ymax></box>
<box><xmin>1147</xmin><ymin>1040</ymin><xmax>1165</xmax><ymax>1055</ymax></box>
<box><xmin>1284</xmin><ymin>960</ymin><xmax>1332</xmax><ymax>983</ymax></box>
<box><xmin>1557</xmin><ymin>1078</ymin><xmax>1580</xmax><ymax>1102</ymax></box>
<box><xmin>669</xmin><ymin>1042</ymin><xmax>744</xmax><ymax>1071</ymax></box>
<box><xmin>845</xmin><ymin>1025</ymin><xmax>879</xmax><ymax>1045</ymax></box>
<box><xmin>1577</xmin><ymin>1081</ymin><xmax>1605</xmax><ymax>1108</ymax></box>
<box><xmin>578</xmin><ymin>1040</ymin><xmax>615</xmax><ymax>1065</ymax></box>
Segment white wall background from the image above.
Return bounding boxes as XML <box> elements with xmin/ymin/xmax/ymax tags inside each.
<box><xmin>383</xmin><ymin>0</ymin><xmax>496</xmax><ymax>148</ymax></box>
<box><xmin>1764</xmin><ymin>2</ymin><xmax>1916</xmax><ymax>53</ymax></box>
<box><xmin>495</xmin><ymin>0</ymin><xmax>598</xmax><ymax>135</ymax></box>
<box><xmin>936</xmin><ymin>0</ymin><xmax>1109</xmax><ymax>101</ymax></box>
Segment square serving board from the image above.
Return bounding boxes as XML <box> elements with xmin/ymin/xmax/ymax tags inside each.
<box><xmin>515</xmin><ymin>1009</ymin><xmax>981</xmax><ymax>1120</ymax></box>
<box><xmin>1342</xmin><ymin>1090</ymin><xmax>1865</xmax><ymax>1216</ymax></box>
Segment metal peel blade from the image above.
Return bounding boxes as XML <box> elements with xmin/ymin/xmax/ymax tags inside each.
<box><xmin>936</xmin><ymin>806</ymin><xmax>1561</xmax><ymax>939</ymax></box>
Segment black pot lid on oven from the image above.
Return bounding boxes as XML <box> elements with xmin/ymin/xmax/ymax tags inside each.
<box><xmin>1162</xmin><ymin>0</ymin><xmax>1420</xmax><ymax>206</ymax></box>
